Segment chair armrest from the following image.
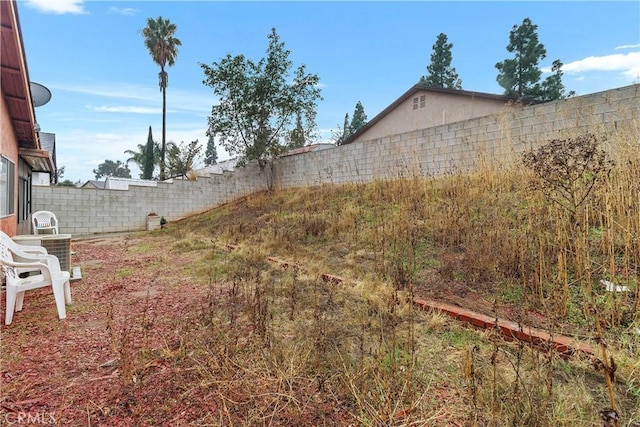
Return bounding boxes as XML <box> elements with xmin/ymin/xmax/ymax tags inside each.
<box><xmin>18</xmin><ymin>245</ymin><xmax>48</xmax><ymax>255</ymax></box>
<box><xmin>2</xmin><ymin>258</ymin><xmax>55</xmax><ymax>281</ymax></box>
<box><xmin>11</xmin><ymin>252</ymin><xmax>63</xmax><ymax>273</ymax></box>
<box><xmin>2</xmin><ymin>258</ymin><xmax>48</xmax><ymax>271</ymax></box>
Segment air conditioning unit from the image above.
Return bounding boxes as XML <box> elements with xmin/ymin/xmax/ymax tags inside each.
<box><xmin>13</xmin><ymin>234</ymin><xmax>72</xmax><ymax>272</ymax></box>
<box><xmin>40</xmin><ymin>235</ymin><xmax>71</xmax><ymax>272</ymax></box>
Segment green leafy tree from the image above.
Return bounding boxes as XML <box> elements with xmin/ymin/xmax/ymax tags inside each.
<box><xmin>204</xmin><ymin>134</ymin><xmax>218</xmax><ymax>166</ymax></box>
<box><xmin>54</xmin><ymin>165</ymin><xmax>77</xmax><ymax>186</ymax></box>
<box><xmin>201</xmin><ymin>27</ymin><xmax>322</xmax><ymax>174</ymax></box>
<box><xmin>93</xmin><ymin>160</ymin><xmax>132</xmax><ymax>179</ymax></box>
<box><xmin>349</xmin><ymin>101</ymin><xmax>367</xmax><ymax>135</ymax></box>
<box><xmin>540</xmin><ymin>59</ymin><xmax>575</xmax><ymax>101</ymax></box>
<box><xmin>420</xmin><ymin>33</ymin><xmax>462</xmax><ymax>89</ymax></box>
<box><xmin>141</xmin><ymin>16</ymin><xmax>181</xmax><ymax>180</ymax></box>
<box><xmin>54</xmin><ymin>165</ymin><xmax>65</xmax><ymax>184</ymax></box>
<box><xmin>166</xmin><ymin>140</ymin><xmax>202</xmax><ymax>179</ymax></box>
<box><xmin>495</xmin><ymin>18</ymin><xmax>547</xmax><ymax>99</ymax></box>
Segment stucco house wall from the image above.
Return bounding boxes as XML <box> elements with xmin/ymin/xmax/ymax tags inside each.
<box><xmin>348</xmin><ymin>86</ymin><xmax>528</xmax><ymax>144</ymax></box>
<box><xmin>0</xmin><ymin>93</ymin><xmax>19</xmax><ymax>236</ymax></box>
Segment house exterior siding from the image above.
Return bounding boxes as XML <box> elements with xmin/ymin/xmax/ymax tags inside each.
<box><xmin>351</xmin><ymin>89</ymin><xmax>518</xmax><ymax>143</ymax></box>
<box><xmin>0</xmin><ymin>92</ymin><xmax>19</xmax><ymax>236</ymax></box>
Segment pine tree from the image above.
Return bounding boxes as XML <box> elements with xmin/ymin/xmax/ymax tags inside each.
<box><xmin>142</xmin><ymin>126</ymin><xmax>155</xmax><ymax>179</ymax></box>
<box><xmin>349</xmin><ymin>101</ymin><xmax>367</xmax><ymax>135</ymax></box>
<box><xmin>540</xmin><ymin>60</ymin><xmax>575</xmax><ymax>101</ymax></box>
<box><xmin>420</xmin><ymin>33</ymin><xmax>462</xmax><ymax>89</ymax></box>
<box><xmin>204</xmin><ymin>134</ymin><xmax>218</xmax><ymax>166</ymax></box>
<box><xmin>287</xmin><ymin>114</ymin><xmax>306</xmax><ymax>148</ymax></box>
<box><xmin>495</xmin><ymin>18</ymin><xmax>547</xmax><ymax>99</ymax></box>
<box><xmin>336</xmin><ymin>113</ymin><xmax>350</xmax><ymax>146</ymax></box>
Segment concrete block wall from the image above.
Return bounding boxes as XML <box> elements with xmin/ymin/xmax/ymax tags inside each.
<box><xmin>33</xmin><ymin>84</ymin><xmax>639</xmax><ymax>236</ymax></box>
<box><xmin>32</xmin><ymin>163</ymin><xmax>266</xmax><ymax>235</ymax></box>
<box><xmin>274</xmin><ymin>84</ymin><xmax>639</xmax><ymax>188</ymax></box>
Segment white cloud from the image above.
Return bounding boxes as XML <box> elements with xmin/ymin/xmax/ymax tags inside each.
<box><xmin>615</xmin><ymin>43</ymin><xmax>640</xmax><ymax>50</ymax></box>
<box><xmin>87</xmin><ymin>105</ymin><xmax>162</xmax><ymax>114</ymax></box>
<box><xmin>561</xmin><ymin>51</ymin><xmax>640</xmax><ymax>80</ymax></box>
<box><xmin>51</xmin><ymin>83</ymin><xmax>156</xmax><ymax>102</ymax></box>
<box><xmin>24</xmin><ymin>0</ymin><xmax>87</xmax><ymax>14</ymax></box>
<box><xmin>108</xmin><ymin>7</ymin><xmax>139</xmax><ymax>16</ymax></box>
<box><xmin>51</xmin><ymin>82</ymin><xmax>217</xmax><ymax>115</ymax></box>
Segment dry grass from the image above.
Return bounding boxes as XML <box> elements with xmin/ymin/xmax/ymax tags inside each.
<box><xmin>3</xmin><ymin>115</ymin><xmax>639</xmax><ymax>425</ymax></box>
<box><xmin>150</xmin><ymin>115</ymin><xmax>639</xmax><ymax>425</ymax></box>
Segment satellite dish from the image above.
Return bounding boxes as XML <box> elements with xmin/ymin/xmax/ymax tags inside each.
<box><xmin>30</xmin><ymin>81</ymin><xmax>51</xmax><ymax>107</ymax></box>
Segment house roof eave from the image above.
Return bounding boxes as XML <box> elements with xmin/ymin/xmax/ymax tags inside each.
<box><xmin>19</xmin><ymin>148</ymin><xmax>55</xmax><ymax>173</ymax></box>
<box><xmin>1</xmin><ymin>0</ymin><xmax>39</xmax><ymax>150</ymax></box>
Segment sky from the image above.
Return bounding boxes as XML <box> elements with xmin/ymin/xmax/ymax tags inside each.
<box><xmin>16</xmin><ymin>0</ymin><xmax>640</xmax><ymax>183</ymax></box>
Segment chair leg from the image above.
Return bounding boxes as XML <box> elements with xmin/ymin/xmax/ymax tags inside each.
<box><xmin>51</xmin><ymin>283</ymin><xmax>67</xmax><ymax>320</ymax></box>
<box><xmin>64</xmin><ymin>280</ymin><xmax>72</xmax><ymax>304</ymax></box>
<box><xmin>5</xmin><ymin>288</ymin><xmax>17</xmax><ymax>325</ymax></box>
<box><xmin>15</xmin><ymin>291</ymin><xmax>25</xmax><ymax>311</ymax></box>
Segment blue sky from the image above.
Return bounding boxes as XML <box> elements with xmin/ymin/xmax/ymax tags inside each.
<box><xmin>17</xmin><ymin>0</ymin><xmax>640</xmax><ymax>183</ymax></box>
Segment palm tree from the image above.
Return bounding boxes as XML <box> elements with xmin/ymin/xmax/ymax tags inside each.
<box><xmin>141</xmin><ymin>16</ymin><xmax>181</xmax><ymax>180</ymax></box>
<box><xmin>124</xmin><ymin>144</ymin><xmax>147</xmax><ymax>171</ymax></box>
<box><xmin>124</xmin><ymin>143</ymin><xmax>159</xmax><ymax>178</ymax></box>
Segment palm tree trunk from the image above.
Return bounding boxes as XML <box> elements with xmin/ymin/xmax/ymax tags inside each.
<box><xmin>160</xmin><ymin>69</ymin><xmax>167</xmax><ymax>181</ymax></box>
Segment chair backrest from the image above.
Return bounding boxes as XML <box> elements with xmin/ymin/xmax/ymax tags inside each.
<box><xmin>1</xmin><ymin>230</ymin><xmax>30</xmax><ymax>252</ymax></box>
<box><xmin>0</xmin><ymin>238</ymin><xmax>18</xmax><ymax>281</ymax></box>
<box><xmin>32</xmin><ymin>211</ymin><xmax>59</xmax><ymax>234</ymax></box>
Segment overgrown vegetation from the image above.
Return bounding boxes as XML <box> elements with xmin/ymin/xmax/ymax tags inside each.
<box><xmin>108</xmin><ymin>117</ymin><xmax>638</xmax><ymax>425</ymax></box>
<box><xmin>13</xmin><ymin>117</ymin><xmax>637</xmax><ymax>425</ymax></box>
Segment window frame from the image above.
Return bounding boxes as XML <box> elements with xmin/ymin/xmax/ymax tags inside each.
<box><xmin>20</xmin><ymin>174</ymin><xmax>31</xmax><ymax>222</ymax></box>
<box><xmin>0</xmin><ymin>155</ymin><xmax>16</xmax><ymax>217</ymax></box>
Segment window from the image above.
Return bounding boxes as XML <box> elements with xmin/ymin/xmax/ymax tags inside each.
<box><xmin>0</xmin><ymin>156</ymin><xmax>16</xmax><ymax>217</ymax></box>
<box><xmin>420</xmin><ymin>95</ymin><xmax>426</xmax><ymax>108</ymax></box>
<box><xmin>412</xmin><ymin>97</ymin><xmax>419</xmax><ymax>110</ymax></box>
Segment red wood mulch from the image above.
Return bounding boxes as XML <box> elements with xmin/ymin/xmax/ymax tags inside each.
<box><xmin>1</xmin><ymin>234</ymin><xmax>209</xmax><ymax>426</ymax></box>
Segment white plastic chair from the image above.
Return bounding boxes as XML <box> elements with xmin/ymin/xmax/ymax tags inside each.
<box><xmin>1</xmin><ymin>230</ymin><xmax>48</xmax><ymax>256</ymax></box>
<box><xmin>1</xmin><ymin>236</ymin><xmax>71</xmax><ymax>325</ymax></box>
<box><xmin>0</xmin><ymin>230</ymin><xmax>48</xmax><ymax>276</ymax></box>
<box><xmin>32</xmin><ymin>210</ymin><xmax>59</xmax><ymax>235</ymax></box>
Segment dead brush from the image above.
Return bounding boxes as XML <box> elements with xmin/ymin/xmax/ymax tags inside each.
<box><xmin>105</xmin><ymin>286</ymin><xmax>159</xmax><ymax>392</ymax></box>
<box><xmin>466</xmin><ymin>322</ymin><xmax>557</xmax><ymax>427</ymax></box>
<box><xmin>152</xmin><ymin>113</ymin><xmax>640</xmax><ymax>425</ymax></box>
<box><xmin>521</xmin><ymin>130</ymin><xmax>640</xmax><ymax>425</ymax></box>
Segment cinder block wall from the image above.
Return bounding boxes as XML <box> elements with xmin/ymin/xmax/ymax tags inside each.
<box><xmin>33</xmin><ymin>84</ymin><xmax>639</xmax><ymax>236</ymax></box>
<box><xmin>32</xmin><ymin>163</ymin><xmax>266</xmax><ymax>235</ymax></box>
<box><xmin>274</xmin><ymin>84</ymin><xmax>639</xmax><ymax>187</ymax></box>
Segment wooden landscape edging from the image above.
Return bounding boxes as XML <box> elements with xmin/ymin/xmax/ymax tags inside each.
<box><xmin>220</xmin><ymin>243</ymin><xmax>594</xmax><ymax>358</ymax></box>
